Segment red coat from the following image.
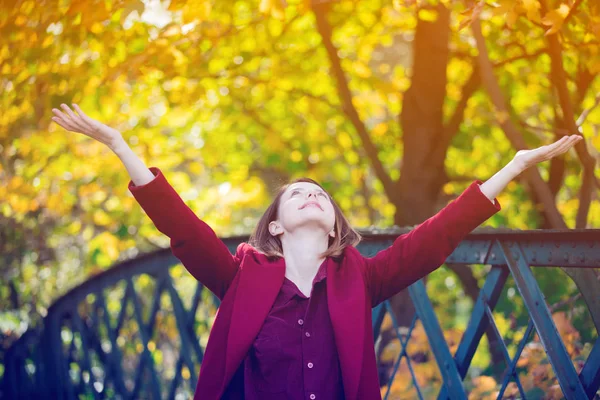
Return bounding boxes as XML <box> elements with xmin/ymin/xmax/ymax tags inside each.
<box><xmin>129</xmin><ymin>167</ymin><xmax>501</xmax><ymax>400</ymax></box>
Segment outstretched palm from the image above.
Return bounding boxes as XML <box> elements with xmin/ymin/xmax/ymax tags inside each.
<box><xmin>52</xmin><ymin>103</ymin><xmax>123</xmax><ymax>149</ymax></box>
<box><xmin>513</xmin><ymin>135</ymin><xmax>583</xmax><ymax>170</ymax></box>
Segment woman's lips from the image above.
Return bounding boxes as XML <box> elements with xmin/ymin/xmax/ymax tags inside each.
<box><xmin>300</xmin><ymin>201</ymin><xmax>323</xmax><ymax>210</ymax></box>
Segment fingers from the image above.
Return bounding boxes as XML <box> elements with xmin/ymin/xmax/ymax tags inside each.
<box><xmin>52</xmin><ymin>108</ymin><xmax>80</xmax><ymax>132</ymax></box>
<box><xmin>546</xmin><ymin>135</ymin><xmax>570</xmax><ymax>152</ymax></box>
<box><xmin>546</xmin><ymin>135</ymin><xmax>582</xmax><ymax>160</ymax></box>
<box><xmin>59</xmin><ymin>103</ymin><xmax>89</xmax><ymax>132</ymax></box>
<box><xmin>555</xmin><ymin>135</ymin><xmax>581</xmax><ymax>153</ymax></box>
<box><xmin>71</xmin><ymin>103</ymin><xmax>96</xmax><ymax>130</ymax></box>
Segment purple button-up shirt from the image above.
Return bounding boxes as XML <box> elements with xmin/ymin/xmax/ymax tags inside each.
<box><xmin>243</xmin><ymin>258</ymin><xmax>345</xmax><ymax>399</ymax></box>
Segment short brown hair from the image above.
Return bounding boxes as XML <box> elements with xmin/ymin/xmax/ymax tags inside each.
<box><xmin>248</xmin><ymin>178</ymin><xmax>362</xmax><ymax>261</ymax></box>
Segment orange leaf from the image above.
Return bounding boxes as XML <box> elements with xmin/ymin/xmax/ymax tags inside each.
<box><xmin>541</xmin><ymin>3</ymin><xmax>570</xmax><ymax>36</ymax></box>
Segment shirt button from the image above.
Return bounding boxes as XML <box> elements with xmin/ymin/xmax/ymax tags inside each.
<box><xmin>309</xmin><ymin>394</ymin><xmax>316</xmax><ymax>400</ymax></box>
<box><xmin>305</xmin><ymin>332</ymin><xmax>311</xmax><ymax>337</ymax></box>
<box><xmin>307</xmin><ymin>362</ymin><xmax>313</xmax><ymax>368</ymax></box>
<box><xmin>298</xmin><ymin>319</ymin><xmax>304</xmax><ymax>326</ymax></box>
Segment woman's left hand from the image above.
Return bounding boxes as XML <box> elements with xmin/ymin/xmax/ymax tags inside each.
<box><xmin>512</xmin><ymin>134</ymin><xmax>583</xmax><ymax>171</ymax></box>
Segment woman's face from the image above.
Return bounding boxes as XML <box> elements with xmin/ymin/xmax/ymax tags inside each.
<box><xmin>274</xmin><ymin>182</ymin><xmax>336</xmax><ymax>236</ymax></box>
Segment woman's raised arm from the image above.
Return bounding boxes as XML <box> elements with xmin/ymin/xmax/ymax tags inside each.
<box><xmin>52</xmin><ymin>103</ymin><xmax>240</xmax><ymax>299</ymax></box>
<box><xmin>363</xmin><ymin>134</ymin><xmax>583</xmax><ymax>307</ymax></box>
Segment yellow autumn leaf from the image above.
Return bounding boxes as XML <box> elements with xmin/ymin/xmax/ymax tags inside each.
<box><xmin>182</xmin><ymin>2</ymin><xmax>212</xmax><ymax>23</ymax></box>
<box><xmin>15</xmin><ymin>68</ymin><xmax>30</xmax><ymax>84</ymax></box>
<box><xmin>259</xmin><ymin>0</ymin><xmax>287</xmax><ymax>20</ymax></box>
<box><xmin>8</xmin><ymin>175</ymin><xmax>24</xmax><ymax>190</ymax></box>
<box><xmin>337</xmin><ymin>131</ymin><xmax>353</xmax><ymax>150</ymax></box>
<box><xmin>298</xmin><ymin>0</ymin><xmax>312</xmax><ymax>14</ymax></box>
<box><xmin>90</xmin><ymin>22</ymin><xmax>103</xmax><ymax>34</ymax></box>
<box><xmin>353</xmin><ymin>61</ymin><xmax>372</xmax><ymax>78</ymax></box>
<box><xmin>8</xmin><ymin>194</ymin><xmax>29</xmax><ymax>214</ymax></box>
<box><xmin>490</xmin><ymin>0</ymin><xmax>514</xmax><ymax>15</ymax></box>
<box><xmin>521</xmin><ymin>0</ymin><xmax>541</xmax><ymax>21</ymax></box>
<box><xmin>541</xmin><ymin>3</ymin><xmax>570</xmax><ymax>36</ymax></box>
<box><xmin>592</xmin><ymin>134</ymin><xmax>600</xmax><ymax>150</ymax></box>
<box><xmin>93</xmin><ymin>209</ymin><xmax>112</xmax><ymax>226</ymax></box>
<box><xmin>258</xmin><ymin>0</ymin><xmax>273</xmax><ymax>14</ymax></box>
<box><xmin>418</xmin><ymin>8</ymin><xmax>438</xmax><ymax>22</ymax></box>
<box><xmin>90</xmin><ymin>231</ymin><xmax>121</xmax><ymax>261</ymax></box>
<box><xmin>458</xmin><ymin>16</ymin><xmax>473</xmax><ymax>31</ymax></box>
<box><xmin>67</xmin><ymin>220</ymin><xmax>83</xmax><ymax>235</ymax></box>
<box><xmin>506</xmin><ymin>9</ymin><xmax>519</xmax><ymax>28</ymax></box>
<box><xmin>14</xmin><ymin>15</ymin><xmax>27</xmax><ymax>26</ymax></box>
<box><xmin>458</xmin><ymin>1</ymin><xmax>484</xmax><ymax>30</ymax></box>
<box><xmin>272</xmin><ymin>3</ymin><xmax>286</xmax><ymax>20</ymax></box>
<box><xmin>188</xmin><ymin>161</ymin><xmax>203</xmax><ymax>174</ymax></box>
<box><xmin>586</xmin><ymin>55</ymin><xmax>600</xmax><ymax>74</ymax></box>
<box><xmin>167</xmin><ymin>0</ymin><xmax>186</xmax><ymax>11</ymax></box>
<box><xmin>46</xmin><ymin>193</ymin><xmax>70</xmax><ymax>214</ymax></box>
<box><xmin>38</xmin><ymin>62</ymin><xmax>51</xmax><ymax>74</ymax></box>
<box><xmin>372</xmin><ymin>122</ymin><xmax>388</xmax><ymax>137</ymax></box>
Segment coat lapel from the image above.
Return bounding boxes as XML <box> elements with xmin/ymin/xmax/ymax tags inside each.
<box><xmin>327</xmin><ymin>249</ymin><xmax>366</xmax><ymax>400</ymax></box>
<box><xmin>221</xmin><ymin>247</ymin><xmax>367</xmax><ymax>400</ymax></box>
<box><xmin>223</xmin><ymin>251</ymin><xmax>285</xmax><ymax>386</ymax></box>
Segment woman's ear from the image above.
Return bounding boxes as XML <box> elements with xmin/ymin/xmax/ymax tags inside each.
<box><xmin>269</xmin><ymin>221</ymin><xmax>282</xmax><ymax>236</ymax></box>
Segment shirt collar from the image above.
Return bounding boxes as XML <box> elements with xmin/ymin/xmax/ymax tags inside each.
<box><xmin>281</xmin><ymin>257</ymin><xmax>330</xmax><ymax>300</ymax></box>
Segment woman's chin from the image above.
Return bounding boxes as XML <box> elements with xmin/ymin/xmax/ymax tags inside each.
<box><xmin>287</xmin><ymin>219</ymin><xmax>334</xmax><ymax>233</ymax></box>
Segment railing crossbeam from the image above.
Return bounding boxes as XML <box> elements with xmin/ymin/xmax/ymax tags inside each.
<box><xmin>4</xmin><ymin>230</ymin><xmax>599</xmax><ymax>399</ymax></box>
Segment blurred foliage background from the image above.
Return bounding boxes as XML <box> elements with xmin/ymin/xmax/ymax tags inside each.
<box><xmin>1</xmin><ymin>0</ymin><xmax>599</xmax><ymax>397</ymax></box>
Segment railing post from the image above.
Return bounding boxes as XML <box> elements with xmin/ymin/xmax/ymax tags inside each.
<box><xmin>580</xmin><ymin>337</ymin><xmax>600</xmax><ymax>398</ymax></box>
<box><xmin>498</xmin><ymin>240</ymin><xmax>588</xmax><ymax>399</ymax></box>
<box><xmin>39</xmin><ymin>314</ymin><xmax>69</xmax><ymax>399</ymax></box>
<box><xmin>409</xmin><ymin>280</ymin><xmax>467</xmax><ymax>399</ymax></box>
<box><xmin>437</xmin><ymin>264</ymin><xmax>509</xmax><ymax>400</ymax></box>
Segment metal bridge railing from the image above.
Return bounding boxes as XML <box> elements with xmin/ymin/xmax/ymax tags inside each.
<box><xmin>3</xmin><ymin>229</ymin><xmax>599</xmax><ymax>399</ymax></box>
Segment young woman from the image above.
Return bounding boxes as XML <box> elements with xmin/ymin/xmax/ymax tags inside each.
<box><xmin>52</xmin><ymin>103</ymin><xmax>582</xmax><ymax>400</ymax></box>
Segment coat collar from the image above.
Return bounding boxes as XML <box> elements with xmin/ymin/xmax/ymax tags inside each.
<box><xmin>224</xmin><ymin>250</ymin><xmax>285</xmax><ymax>385</ymax></box>
<box><xmin>326</xmin><ymin>247</ymin><xmax>366</xmax><ymax>400</ymax></box>
<box><xmin>223</xmin><ymin>247</ymin><xmax>366</xmax><ymax>400</ymax></box>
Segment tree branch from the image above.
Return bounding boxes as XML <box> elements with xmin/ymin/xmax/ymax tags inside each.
<box><xmin>312</xmin><ymin>4</ymin><xmax>396</xmax><ymax>200</ymax></box>
<box><xmin>518</xmin><ymin>120</ymin><xmax>570</xmax><ymax>138</ymax></box>
<box><xmin>470</xmin><ymin>18</ymin><xmax>567</xmax><ymax>229</ymax></box>
<box><xmin>241</xmin><ymin>75</ymin><xmax>340</xmax><ymax>110</ymax></box>
<box><xmin>432</xmin><ymin>66</ymin><xmax>480</xmax><ymax>162</ymax></box>
<box><xmin>563</xmin><ymin>0</ymin><xmax>583</xmax><ymax>26</ymax></box>
<box><xmin>359</xmin><ymin>171</ymin><xmax>377</xmax><ymax>226</ymax></box>
<box><xmin>576</xmin><ymin>92</ymin><xmax>600</xmax><ymax>127</ymax></box>
<box><xmin>538</xmin><ymin>0</ymin><xmax>597</xmax><ymax>229</ymax></box>
<box><xmin>574</xmin><ymin>68</ymin><xmax>596</xmax><ymax>106</ymax></box>
<box><xmin>494</xmin><ymin>48</ymin><xmax>546</xmax><ymax>68</ymax></box>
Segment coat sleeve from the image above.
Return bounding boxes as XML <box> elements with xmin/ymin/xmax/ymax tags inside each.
<box><xmin>362</xmin><ymin>181</ymin><xmax>501</xmax><ymax>307</ymax></box>
<box><xmin>128</xmin><ymin>167</ymin><xmax>240</xmax><ymax>300</ymax></box>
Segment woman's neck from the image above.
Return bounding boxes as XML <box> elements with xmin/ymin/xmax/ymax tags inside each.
<box><xmin>280</xmin><ymin>228</ymin><xmax>329</xmax><ymax>281</ymax></box>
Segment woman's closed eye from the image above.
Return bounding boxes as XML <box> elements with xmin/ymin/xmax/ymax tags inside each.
<box><xmin>290</xmin><ymin>190</ymin><xmax>327</xmax><ymax>198</ymax></box>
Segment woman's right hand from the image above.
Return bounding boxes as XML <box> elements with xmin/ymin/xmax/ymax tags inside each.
<box><xmin>52</xmin><ymin>103</ymin><xmax>125</xmax><ymax>150</ymax></box>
